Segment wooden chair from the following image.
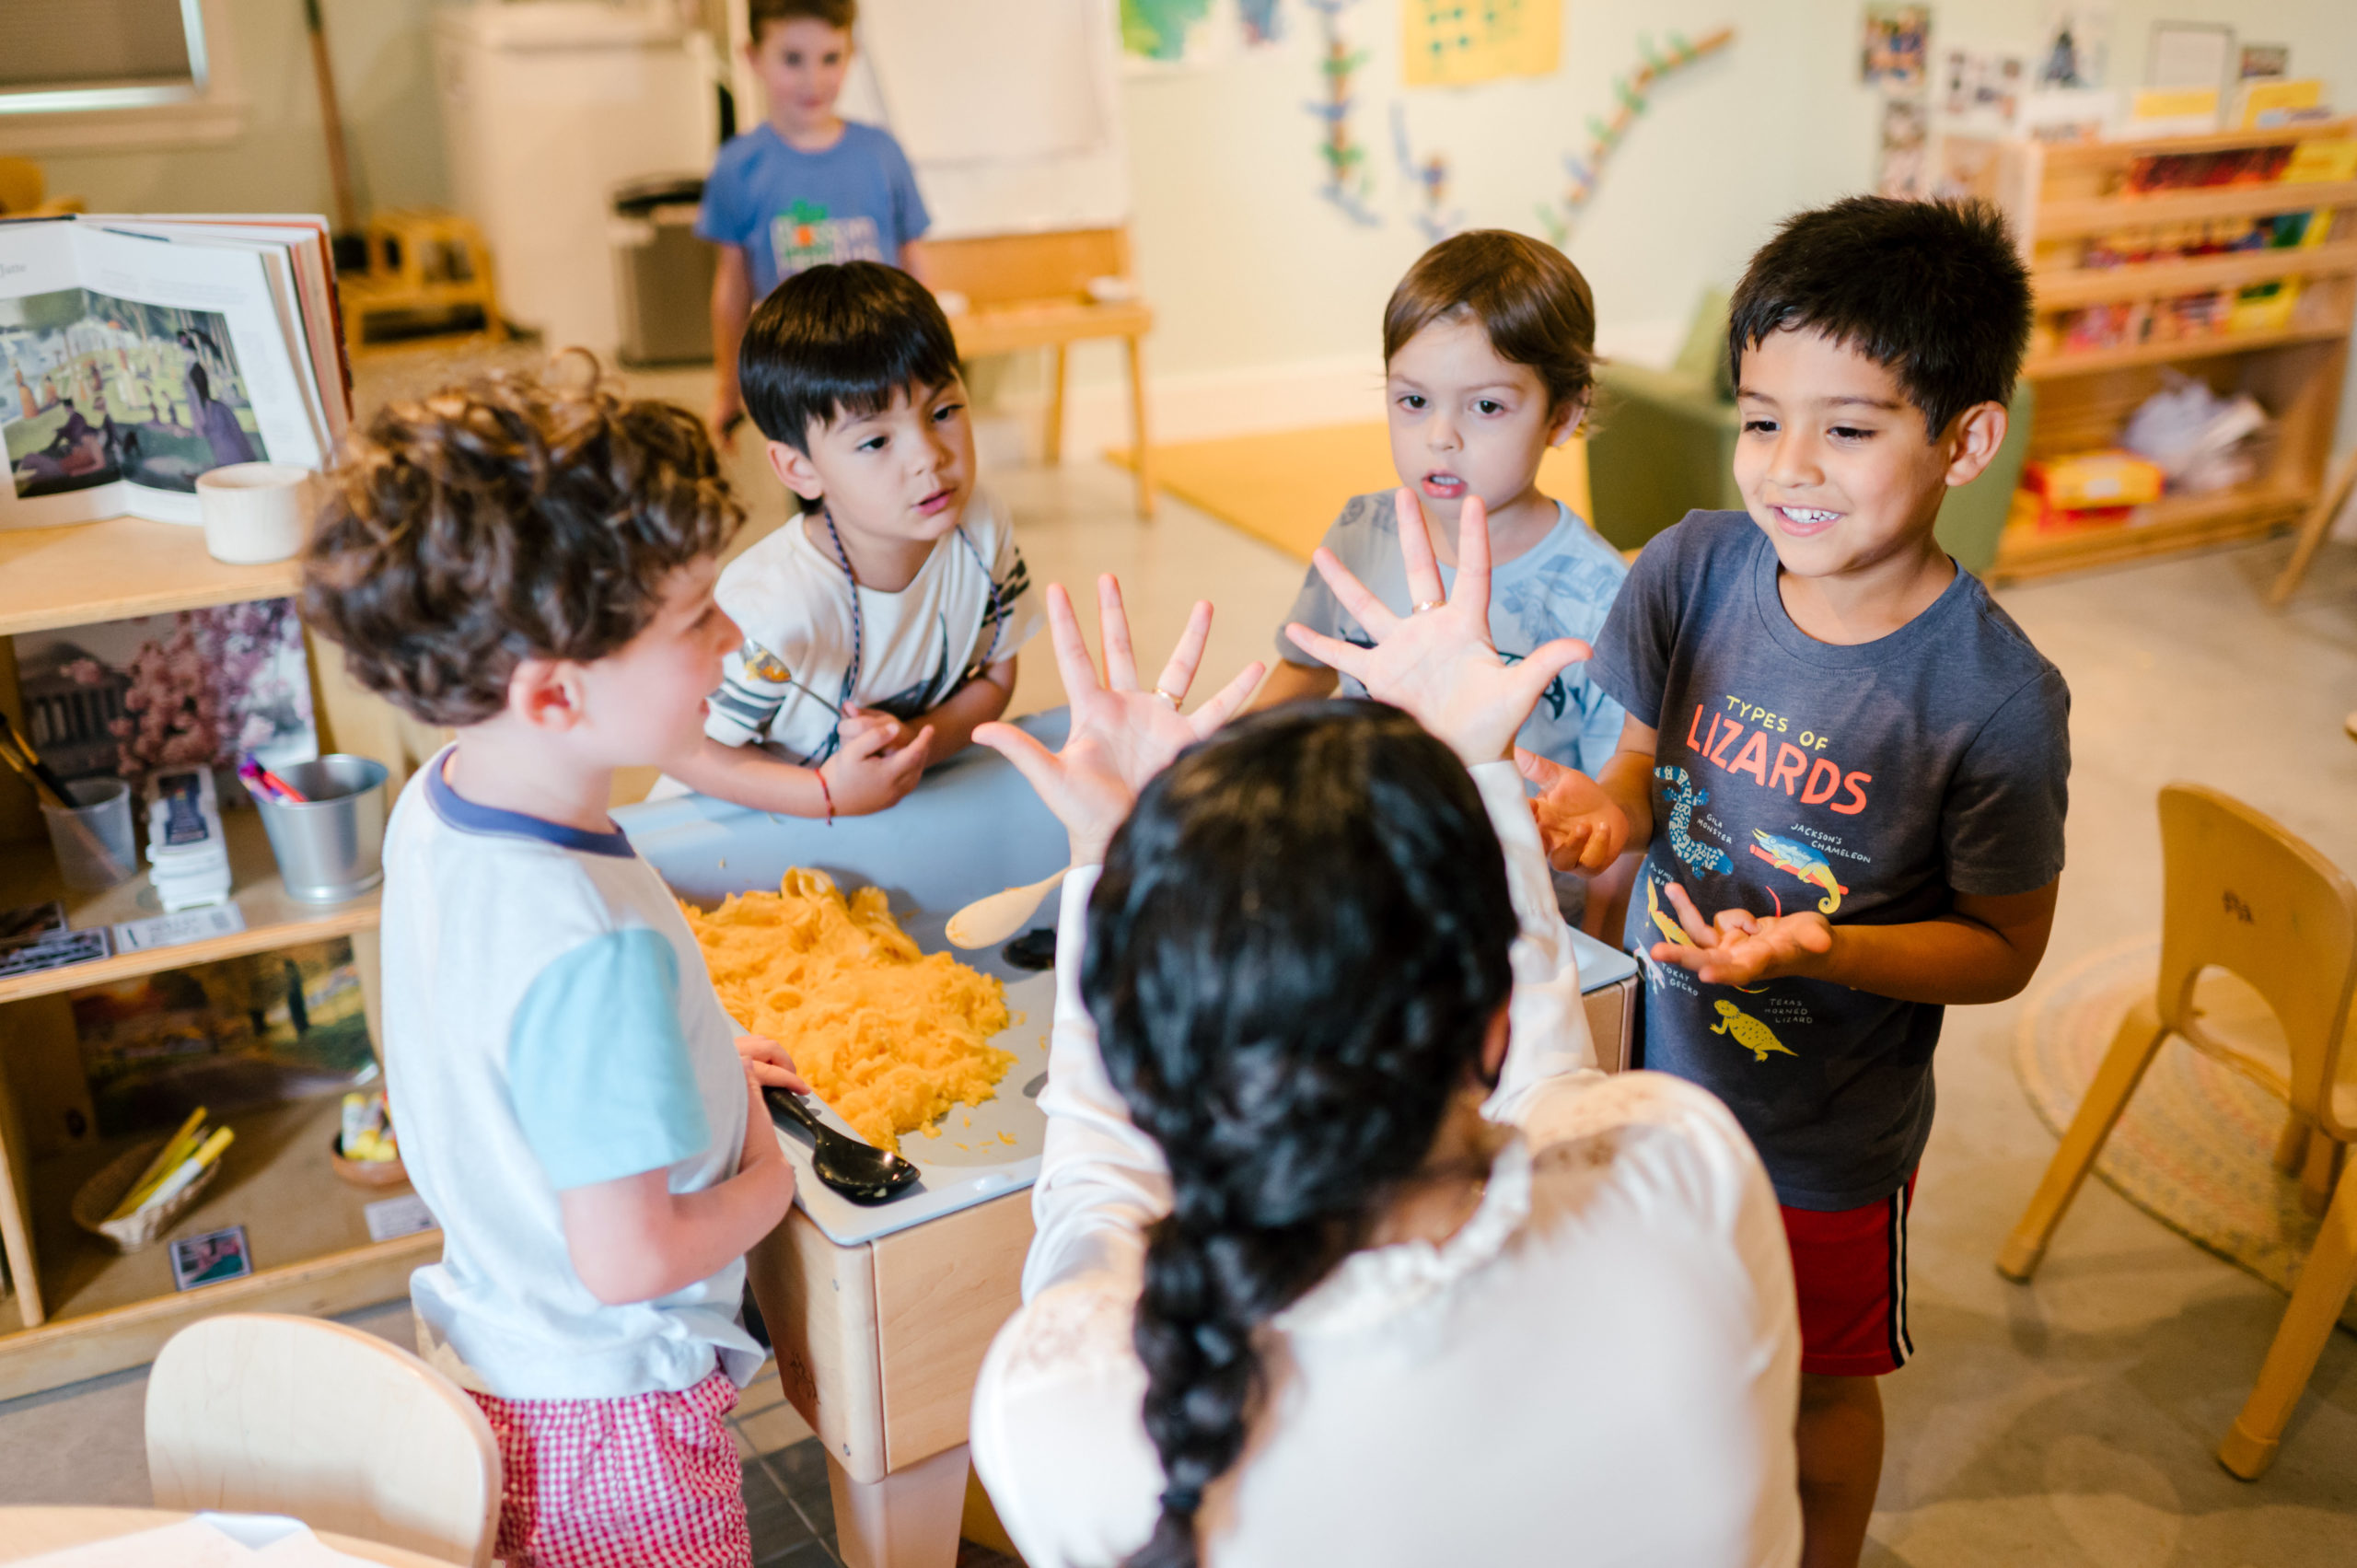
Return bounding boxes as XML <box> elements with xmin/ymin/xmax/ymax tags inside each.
<box><xmin>146</xmin><ymin>1312</ymin><xmax>502</xmax><ymax>1566</ymax></box>
<box><xmin>923</xmin><ymin>226</ymin><xmax>1155</xmax><ymax>517</ymax></box>
<box><xmin>1994</xmin><ymin>783</ymin><xmax>2357</xmax><ymax>1480</ymax></box>
<box><xmin>2268</xmin><ymin>447</ymin><xmax>2357</xmax><ymax>608</ymax></box>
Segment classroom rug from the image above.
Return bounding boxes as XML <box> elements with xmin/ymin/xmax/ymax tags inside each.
<box><xmin>2015</xmin><ymin>938</ymin><xmax>2356</xmax><ymax>1333</ymax></box>
<box><xmin>1109</xmin><ymin>424</ymin><xmax>1591</xmax><ymax>563</ymax></box>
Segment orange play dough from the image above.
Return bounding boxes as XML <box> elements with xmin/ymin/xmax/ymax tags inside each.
<box><xmin>683</xmin><ymin>870</ymin><xmax>1014</xmax><ymax>1151</ymax></box>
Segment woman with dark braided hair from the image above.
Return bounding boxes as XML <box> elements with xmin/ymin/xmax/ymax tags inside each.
<box><xmin>968</xmin><ymin>491</ymin><xmax>1802</xmax><ymax>1568</ymax></box>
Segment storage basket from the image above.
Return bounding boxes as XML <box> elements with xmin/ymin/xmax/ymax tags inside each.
<box><xmin>72</xmin><ymin>1135</ymin><xmax>224</xmax><ymax>1253</ymax></box>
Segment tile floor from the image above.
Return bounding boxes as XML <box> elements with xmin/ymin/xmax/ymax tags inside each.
<box><xmin>4</xmin><ymin>351</ymin><xmax>2355</xmax><ymax>1562</ymax></box>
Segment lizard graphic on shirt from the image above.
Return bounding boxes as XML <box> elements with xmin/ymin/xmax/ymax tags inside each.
<box><xmin>1748</xmin><ymin>830</ymin><xmax>1850</xmax><ymax>914</ymax></box>
<box><xmin>1655</xmin><ymin>765</ymin><xmax>1733</xmax><ymax>876</ymax></box>
<box><xmin>1711</xmin><ymin>1000</ymin><xmax>1796</xmax><ymax>1063</ymax></box>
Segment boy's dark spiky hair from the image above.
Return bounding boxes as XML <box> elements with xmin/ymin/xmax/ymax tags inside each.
<box><xmin>737</xmin><ymin>260</ymin><xmax>959</xmax><ymax>451</ymax></box>
<box><xmin>1727</xmin><ymin>195</ymin><xmax>2032</xmax><ymax>437</ymax></box>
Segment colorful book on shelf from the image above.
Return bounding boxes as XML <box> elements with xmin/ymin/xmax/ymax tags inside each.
<box><xmin>0</xmin><ymin>214</ymin><xmax>349</xmax><ymax>532</ymax></box>
<box><xmin>11</xmin><ymin>596</ymin><xmax>315</xmax><ymax>795</ymax></box>
<box><xmin>67</xmin><ymin>936</ymin><xmax>373</xmax><ymax>1138</ymax></box>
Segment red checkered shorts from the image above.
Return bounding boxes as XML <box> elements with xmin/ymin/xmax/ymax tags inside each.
<box><xmin>468</xmin><ymin>1367</ymin><xmax>750</xmax><ymax>1568</ymax></box>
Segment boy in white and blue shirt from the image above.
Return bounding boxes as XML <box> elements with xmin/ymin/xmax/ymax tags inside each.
<box><xmin>303</xmin><ymin>368</ymin><xmax>804</xmax><ymax>1568</ymax></box>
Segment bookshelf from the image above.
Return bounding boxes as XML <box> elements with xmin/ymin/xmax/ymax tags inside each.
<box><xmin>0</xmin><ymin>512</ymin><xmax>418</xmax><ymax>1400</ymax></box>
<box><xmin>1943</xmin><ymin>120</ymin><xmax>2357</xmax><ymax>583</ymax></box>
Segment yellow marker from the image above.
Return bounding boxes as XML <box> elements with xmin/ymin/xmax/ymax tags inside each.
<box><xmin>136</xmin><ymin>1126</ymin><xmax>235</xmax><ymax>1215</ymax></box>
<box><xmin>109</xmin><ymin>1109</ymin><xmax>209</xmax><ymax>1221</ymax></box>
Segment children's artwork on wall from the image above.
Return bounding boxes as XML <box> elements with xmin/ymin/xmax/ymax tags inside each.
<box><xmin>1401</xmin><ymin>0</ymin><xmax>1560</xmax><ymax>88</ymax></box>
<box><xmin>2</xmin><ymin>288</ymin><xmax>264</xmax><ymax>503</ymax></box>
<box><xmin>1941</xmin><ymin>47</ymin><xmax>2027</xmax><ymax>134</ymax></box>
<box><xmin>1304</xmin><ymin>0</ymin><xmax>1379</xmax><ymax>226</ymax></box>
<box><xmin>1390</xmin><ymin>104</ymin><xmax>1463</xmax><ymax>243</ymax></box>
<box><xmin>1540</xmin><ymin>29</ymin><xmax>1733</xmax><ymax>247</ymax></box>
<box><xmin>2038</xmin><ymin>2</ymin><xmax>2112</xmax><ymax>90</ymax></box>
<box><xmin>13</xmin><ymin>597</ymin><xmax>315</xmax><ymax>792</ymax></box>
<box><xmin>1860</xmin><ymin>5</ymin><xmax>1930</xmax><ymax>93</ymax></box>
<box><xmin>2238</xmin><ymin>44</ymin><xmax>2287</xmax><ymax>82</ymax></box>
<box><xmin>1121</xmin><ymin>0</ymin><xmax>1285</xmax><ymax>69</ymax></box>
<box><xmin>1877</xmin><ymin>96</ymin><xmax>1932</xmax><ymax>198</ymax></box>
<box><xmin>69</xmin><ymin>938</ymin><xmax>373</xmax><ymax>1138</ymax></box>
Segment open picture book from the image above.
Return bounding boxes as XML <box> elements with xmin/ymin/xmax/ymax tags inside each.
<box><xmin>0</xmin><ymin>214</ymin><xmax>351</xmax><ymax>530</ymax></box>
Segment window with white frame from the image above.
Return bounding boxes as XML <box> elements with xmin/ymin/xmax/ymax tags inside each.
<box><xmin>0</xmin><ymin>0</ymin><xmax>210</xmax><ymax>115</ymax></box>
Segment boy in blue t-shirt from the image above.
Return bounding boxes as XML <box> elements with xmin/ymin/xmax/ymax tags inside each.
<box><xmin>1538</xmin><ymin>197</ymin><xmax>2070</xmax><ymax>1568</ymax></box>
<box><xmin>701</xmin><ymin>0</ymin><xmax>930</xmax><ymax>441</ymax></box>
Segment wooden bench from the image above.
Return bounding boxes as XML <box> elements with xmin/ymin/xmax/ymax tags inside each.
<box><xmin>925</xmin><ymin>227</ymin><xmax>1155</xmax><ymax>517</ymax></box>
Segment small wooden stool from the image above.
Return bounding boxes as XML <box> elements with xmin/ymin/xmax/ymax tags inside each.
<box><xmin>340</xmin><ymin>210</ymin><xmax>505</xmax><ymax>354</ymax></box>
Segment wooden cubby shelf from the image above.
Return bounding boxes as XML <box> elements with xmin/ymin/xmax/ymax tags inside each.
<box><xmin>1</xmin><ymin>512</ymin><xmax>422</xmax><ymax>1400</ymax></box>
<box><xmin>1943</xmin><ymin>122</ymin><xmax>2355</xmax><ymax>583</ymax></box>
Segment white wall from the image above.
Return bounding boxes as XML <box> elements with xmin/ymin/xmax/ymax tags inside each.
<box><xmin>1056</xmin><ymin>0</ymin><xmax>2357</xmax><ymax>459</ymax></box>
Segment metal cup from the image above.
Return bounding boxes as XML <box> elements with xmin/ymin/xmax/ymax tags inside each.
<box><xmin>251</xmin><ymin>754</ymin><xmax>389</xmax><ymax>902</ymax></box>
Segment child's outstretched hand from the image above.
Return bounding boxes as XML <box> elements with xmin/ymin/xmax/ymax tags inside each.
<box><xmin>820</xmin><ymin>706</ymin><xmax>931</xmax><ymax>815</ymax></box>
<box><xmin>1651</xmin><ymin>882</ymin><xmax>1833</xmax><ymax>989</ymax></box>
<box><xmin>1517</xmin><ymin>749</ymin><xmax>1630</xmax><ymax>874</ymax></box>
<box><xmin>977</xmin><ymin>575</ymin><xmax>1263</xmax><ymax>865</ymax></box>
<box><xmin>1285</xmin><ymin>488</ymin><xmax>1587</xmax><ymax>766</ymax></box>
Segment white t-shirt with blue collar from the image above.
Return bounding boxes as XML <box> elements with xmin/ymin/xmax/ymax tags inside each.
<box><xmin>381</xmin><ymin>747</ymin><xmax>764</xmax><ymax>1400</ymax></box>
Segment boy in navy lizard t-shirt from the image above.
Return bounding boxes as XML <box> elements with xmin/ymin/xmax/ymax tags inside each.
<box><xmin>700</xmin><ymin>0</ymin><xmax>929</xmax><ymax>441</ymax></box>
<box><xmin>1536</xmin><ymin>197</ymin><xmax>2070</xmax><ymax>1567</ymax></box>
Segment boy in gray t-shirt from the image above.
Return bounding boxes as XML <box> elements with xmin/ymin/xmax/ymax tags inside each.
<box><xmin>1544</xmin><ymin>197</ymin><xmax>2068</xmax><ymax>1567</ymax></box>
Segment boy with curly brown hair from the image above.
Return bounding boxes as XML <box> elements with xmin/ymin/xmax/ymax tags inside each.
<box><xmin>302</xmin><ymin>366</ymin><xmax>807</xmax><ymax>1568</ymax></box>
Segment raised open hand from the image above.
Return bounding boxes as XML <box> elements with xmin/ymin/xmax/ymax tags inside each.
<box><xmin>1284</xmin><ymin>488</ymin><xmax>1588</xmax><ymax>765</ymax></box>
<box><xmin>976</xmin><ymin>575</ymin><xmax>1265</xmax><ymax>864</ymax></box>
<box><xmin>1649</xmin><ymin>881</ymin><xmax>1833</xmax><ymax>989</ymax></box>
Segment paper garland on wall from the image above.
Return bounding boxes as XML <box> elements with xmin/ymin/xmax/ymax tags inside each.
<box><xmin>1304</xmin><ymin>0</ymin><xmax>1380</xmax><ymax>226</ymax></box>
<box><xmin>1391</xmin><ymin>103</ymin><xmax>1464</xmax><ymax>242</ymax></box>
<box><xmin>1538</xmin><ymin>28</ymin><xmax>1734</xmax><ymax>247</ymax></box>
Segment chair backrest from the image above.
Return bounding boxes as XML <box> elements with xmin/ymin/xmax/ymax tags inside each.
<box><xmin>922</xmin><ymin>226</ymin><xmax>1132</xmax><ymax>309</ymax></box>
<box><xmin>2155</xmin><ymin>782</ymin><xmax>2357</xmax><ymax>1135</ymax></box>
<box><xmin>146</xmin><ymin>1313</ymin><xmax>501</xmax><ymax>1567</ymax></box>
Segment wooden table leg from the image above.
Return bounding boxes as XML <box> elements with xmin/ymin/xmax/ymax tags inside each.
<box><xmin>827</xmin><ymin>1442</ymin><xmax>970</xmax><ymax>1568</ymax></box>
<box><xmin>1125</xmin><ymin>333</ymin><xmax>1155</xmax><ymax>519</ymax></box>
<box><xmin>1044</xmin><ymin>344</ymin><xmax>1067</xmax><ymax>466</ymax></box>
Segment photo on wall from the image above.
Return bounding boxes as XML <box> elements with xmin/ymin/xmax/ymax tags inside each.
<box><xmin>1</xmin><ymin>287</ymin><xmax>265</xmax><ymax>503</ymax></box>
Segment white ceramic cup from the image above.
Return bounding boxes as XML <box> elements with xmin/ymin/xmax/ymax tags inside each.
<box><xmin>194</xmin><ymin>462</ymin><xmax>314</xmax><ymax>564</ymax></box>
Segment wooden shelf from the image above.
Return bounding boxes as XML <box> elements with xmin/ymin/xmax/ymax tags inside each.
<box><xmin>2038</xmin><ymin>118</ymin><xmax>2357</xmax><ymax>168</ymax></box>
<box><xmin>0</xmin><ymin>1096</ymin><xmax>434</xmax><ymax>1400</ymax></box>
<box><xmin>0</xmin><ymin>515</ymin><xmax>304</xmax><ymax>639</ymax></box>
<box><xmin>0</xmin><ymin>809</ymin><xmax>380</xmax><ymax>1006</ymax></box>
<box><xmin>1991</xmin><ymin>481</ymin><xmax>2311</xmax><ymax>582</ymax></box>
<box><xmin>2038</xmin><ymin>179</ymin><xmax>2357</xmax><ymax>241</ymax></box>
<box><xmin>2024</xmin><ymin>320</ymin><xmax>2350</xmax><ymax>378</ymax></box>
<box><xmin>2033</xmin><ymin>241</ymin><xmax>2357</xmax><ymax>308</ymax></box>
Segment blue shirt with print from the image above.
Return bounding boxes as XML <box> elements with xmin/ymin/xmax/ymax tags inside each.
<box><xmin>697</xmin><ymin>121</ymin><xmax>930</xmax><ymax>299</ymax></box>
<box><xmin>1280</xmin><ymin>491</ymin><xmax>1631</xmax><ymax>774</ymax></box>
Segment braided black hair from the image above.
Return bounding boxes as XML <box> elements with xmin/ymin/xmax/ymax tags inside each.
<box><xmin>1081</xmin><ymin>702</ymin><xmax>1518</xmax><ymax>1568</ymax></box>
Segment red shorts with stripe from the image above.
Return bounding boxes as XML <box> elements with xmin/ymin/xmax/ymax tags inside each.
<box><xmin>1780</xmin><ymin>1172</ymin><xmax>1917</xmax><ymax>1377</ymax></box>
<box><xmin>467</xmin><ymin>1367</ymin><xmax>750</xmax><ymax>1568</ymax></box>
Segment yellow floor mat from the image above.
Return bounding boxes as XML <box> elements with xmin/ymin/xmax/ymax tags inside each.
<box><xmin>1110</xmin><ymin>424</ymin><xmax>1591</xmax><ymax>563</ymax></box>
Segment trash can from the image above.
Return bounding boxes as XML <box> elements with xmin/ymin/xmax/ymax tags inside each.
<box><xmin>612</xmin><ymin>175</ymin><xmax>717</xmax><ymax>366</ymax></box>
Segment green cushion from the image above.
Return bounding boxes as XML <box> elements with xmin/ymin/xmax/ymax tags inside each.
<box><xmin>1672</xmin><ymin>287</ymin><xmax>1735</xmax><ymax>401</ymax></box>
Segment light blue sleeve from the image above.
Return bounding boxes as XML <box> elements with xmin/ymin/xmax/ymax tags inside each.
<box><xmin>695</xmin><ymin>145</ymin><xmax>749</xmax><ymax>246</ymax></box>
<box><xmin>508</xmin><ymin>929</ymin><xmax>714</xmax><ymax>1191</ymax></box>
<box><xmin>877</xmin><ymin>130</ymin><xmax>930</xmax><ymax>246</ymax></box>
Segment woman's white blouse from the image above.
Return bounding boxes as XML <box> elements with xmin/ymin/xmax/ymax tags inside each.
<box><xmin>969</xmin><ymin>761</ymin><xmax>1803</xmax><ymax>1568</ymax></box>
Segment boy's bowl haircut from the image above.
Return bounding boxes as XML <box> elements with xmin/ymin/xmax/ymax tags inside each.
<box><xmin>1383</xmin><ymin>229</ymin><xmax>1598</xmax><ymax>413</ymax></box>
<box><xmin>299</xmin><ymin>360</ymin><xmax>741</xmax><ymax>727</ymax></box>
<box><xmin>738</xmin><ymin>261</ymin><xmax>961</xmax><ymax>452</ymax></box>
<box><xmin>1727</xmin><ymin>196</ymin><xmax>2032</xmax><ymax>437</ymax></box>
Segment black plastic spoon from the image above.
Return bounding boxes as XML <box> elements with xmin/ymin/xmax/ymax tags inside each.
<box><xmin>765</xmin><ymin>1087</ymin><xmax>922</xmax><ymax>1204</ymax></box>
